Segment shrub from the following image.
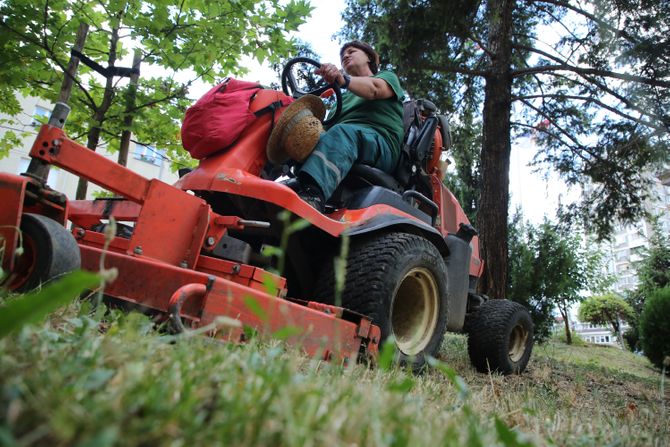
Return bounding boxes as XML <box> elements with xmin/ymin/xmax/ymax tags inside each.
<box><xmin>639</xmin><ymin>286</ymin><xmax>670</xmax><ymax>370</ymax></box>
<box><xmin>623</xmin><ymin>326</ymin><xmax>641</xmax><ymax>352</ymax></box>
<box><xmin>551</xmin><ymin>330</ymin><xmax>587</xmax><ymax>346</ymax></box>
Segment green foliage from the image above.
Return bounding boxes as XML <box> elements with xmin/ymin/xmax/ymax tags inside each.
<box><xmin>91</xmin><ymin>190</ymin><xmax>117</xmax><ymax>199</ymax></box>
<box><xmin>636</xmin><ymin>220</ymin><xmax>670</xmax><ymax>295</ymax></box>
<box><xmin>624</xmin><ymin>221</ymin><xmax>670</xmax><ymax>350</ymax></box>
<box><xmin>0</xmin><ymin>128</ymin><xmax>24</xmax><ymax>159</ymax></box>
<box><xmin>442</xmin><ymin>90</ymin><xmax>482</xmax><ymax>222</ymax></box>
<box><xmin>339</xmin><ymin>0</ymin><xmax>670</xmax><ymax>303</ymax></box>
<box><xmin>0</xmin><ymin>270</ymin><xmax>100</xmax><ymax>338</ymax></box>
<box><xmin>507</xmin><ymin>213</ymin><xmax>554</xmax><ymax>341</ymax></box>
<box><xmin>623</xmin><ymin>325</ymin><xmax>641</xmax><ymax>352</ymax></box>
<box><xmin>0</xmin><ymin>0</ymin><xmax>312</xmax><ymax>167</ymax></box>
<box><xmin>639</xmin><ymin>286</ymin><xmax>670</xmax><ymax>370</ymax></box>
<box><xmin>578</xmin><ymin>294</ymin><xmax>634</xmax><ymax>340</ymax></box>
<box><xmin>551</xmin><ymin>329</ymin><xmax>588</xmax><ymax>347</ymax></box>
<box><xmin>507</xmin><ymin>212</ymin><xmax>605</xmax><ymax>342</ymax></box>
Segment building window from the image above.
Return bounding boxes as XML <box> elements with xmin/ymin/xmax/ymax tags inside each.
<box><xmin>134</xmin><ymin>144</ymin><xmax>164</xmax><ymax>166</ymax></box>
<box><xmin>616</xmin><ymin>249</ymin><xmax>630</xmax><ymax>261</ymax></box>
<box><xmin>31</xmin><ymin>106</ymin><xmax>51</xmax><ymax>126</ymax></box>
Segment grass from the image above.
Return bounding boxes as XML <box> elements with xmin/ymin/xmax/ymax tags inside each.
<box><xmin>0</xmin><ymin>303</ymin><xmax>668</xmax><ymax>447</ymax></box>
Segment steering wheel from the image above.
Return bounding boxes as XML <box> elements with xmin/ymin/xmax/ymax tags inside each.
<box><xmin>281</xmin><ymin>57</ymin><xmax>342</xmax><ymax>126</ymax></box>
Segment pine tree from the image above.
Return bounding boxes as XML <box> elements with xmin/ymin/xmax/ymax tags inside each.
<box><xmin>340</xmin><ymin>0</ymin><xmax>669</xmax><ymax>298</ymax></box>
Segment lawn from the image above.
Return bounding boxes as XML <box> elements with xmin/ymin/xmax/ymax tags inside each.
<box><xmin>1</xmin><ymin>303</ymin><xmax>668</xmax><ymax>446</ymax></box>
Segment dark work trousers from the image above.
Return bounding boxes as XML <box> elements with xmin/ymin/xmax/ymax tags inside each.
<box><xmin>299</xmin><ymin>123</ymin><xmax>397</xmax><ymax>199</ymax></box>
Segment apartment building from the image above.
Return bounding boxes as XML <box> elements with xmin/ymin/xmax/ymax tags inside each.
<box><xmin>605</xmin><ymin>174</ymin><xmax>670</xmax><ymax>294</ymax></box>
<box><xmin>571</xmin><ymin>321</ymin><xmax>627</xmax><ymax>347</ymax></box>
<box><xmin>0</xmin><ymin>95</ymin><xmax>179</xmax><ymax>199</ymax></box>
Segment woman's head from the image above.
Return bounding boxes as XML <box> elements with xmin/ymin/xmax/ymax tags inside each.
<box><xmin>340</xmin><ymin>41</ymin><xmax>379</xmax><ymax>75</ymax></box>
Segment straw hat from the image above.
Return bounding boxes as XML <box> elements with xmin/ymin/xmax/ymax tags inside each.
<box><xmin>266</xmin><ymin>95</ymin><xmax>326</xmax><ymax>164</ymax></box>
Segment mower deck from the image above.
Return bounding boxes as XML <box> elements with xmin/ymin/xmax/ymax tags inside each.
<box><xmin>0</xmin><ymin>124</ymin><xmax>380</xmax><ymax>361</ymax></box>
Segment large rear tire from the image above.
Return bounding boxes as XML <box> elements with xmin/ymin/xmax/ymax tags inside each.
<box><xmin>6</xmin><ymin>213</ymin><xmax>81</xmax><ymax>292</ymax></box>
<box><xmin>314</xmin><ymin>232</ymin><xmax>448</xmax><ymax>369</ymax></box>
<box><xmin>466</xmin><ymin>299</ymin><xmax>533</xmax><ymax>374</ymax></box>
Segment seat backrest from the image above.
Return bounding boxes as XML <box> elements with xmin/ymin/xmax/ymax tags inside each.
<box><xmin>334</xmin><ymin>98</ymin><xmax>450</xmax><ymax>204</ymax></box>
<box><xmin>395</xmin><ymin>99</ymin><xmax>440</xmax><ymax>188</ymax></box>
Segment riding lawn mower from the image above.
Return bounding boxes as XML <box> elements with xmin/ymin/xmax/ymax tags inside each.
<box><xmin>0</xmin><ymin>57</ymin><xmax>534</xmax><ymax>374</ymax></box>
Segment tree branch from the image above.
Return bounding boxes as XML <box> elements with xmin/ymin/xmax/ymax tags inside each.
<box><xmin>517</xmin><ymin>64</ymin><xmax>670</xmax><ymax>88</ymax></box>
<box><xmin>511</xmin><ymin>44</ymin><xmax>670</xmax><ymax>88</ymax></box>
<box><xmin>511</xmin><ymin>121</ymin><xmax>589</xmax><ymax>166</ymax></box>
<box><xmin>518</xmin><ymin>98</ymin><xmax>612</xmax><ymax>166</ymax></box>
<box><xmin>415</xmin><ymin>63</ymin><xmax>489</xmax><ymax>78</ymax></box>
<box><xmin>532</xmin><ymin>0</ymin><xmax>670</xmax><ymax>65</ymax></box>
<box><xmin>0</xmin><ymin>17</ymin><xmax>99</xmax><ymax>111</ymax></box>
<box><xmin>467</xmin><ymin>33</ymin><xmax>495</xmax><ymax>59</ymax></box>
<box><xmin>514</xmin><ymin>93</ymin><xmax>666</xmax><ymax>132</ymax></box>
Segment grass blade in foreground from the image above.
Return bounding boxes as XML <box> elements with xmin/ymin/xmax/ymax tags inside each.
<box><xmin>0</xmin><ymin>270</ymin><xmax>100</xmax><ymax>339</ymax></box>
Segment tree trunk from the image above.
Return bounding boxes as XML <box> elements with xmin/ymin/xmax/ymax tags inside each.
<box><xmin>58</xmin><ymin>23</ymin><xmax>90</xmax><ymax>103</ymax></box>
<box><xmin>27</xmin><ymin>22</ymin><xmax>89</xmax><ymax>183</ymax></box>
<box><xmin>611</xmin><ymin>313</ymin><xmax>626</xmax><ymax>349</ymax></box>
<box><xmin>118</xmin><ymin>50</ymin><xmax>142</xmax><ymax>167</ymax></box>
<box><xmin>477</xmin><ymin>0</ymin><xmax>515</xmax><ymax>299</ymax></box>
<box><xmin>559</xmin><ymin>304</ymin><xmax>572</xmax><ymax>344</ymax></box>
<box><xmin>75</xmin><ymin>24</ymin><xmax>122</xmax><ymax>199</ymax></box>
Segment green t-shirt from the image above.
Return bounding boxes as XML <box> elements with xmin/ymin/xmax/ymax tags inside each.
<box><xmin>332</xmin><ymin>70</ymin><xmax>405</xmax><ymax>157</ymax></box>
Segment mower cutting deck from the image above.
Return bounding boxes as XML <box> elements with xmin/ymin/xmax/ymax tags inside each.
<box><xmin>0</xmin><ymin>113</ymin><xmax>380</xmax><ymax>362</ymax></box>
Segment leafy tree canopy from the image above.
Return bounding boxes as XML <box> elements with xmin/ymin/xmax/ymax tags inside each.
<box><xmin>0</xmin><ymin>0</ymin><xmax>312</xmax><ymax>167</ymax></box>
<box><xmin>341</xmin><ymin>0</ymin><xmax>669</xmax><ymax>236</ymax></box>
<box><xmin>578</xmin><ymin>293</ymin><xmax>634</xmax><ymax>336</ymax></box>
<box><xmin>507</xmin><ymin>211</ymin><xmax>606</xmax><ymax>342</ymax></box>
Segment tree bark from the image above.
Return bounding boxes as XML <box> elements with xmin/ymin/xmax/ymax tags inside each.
<box><xmin>477</xmin><ymin>0</ymin><xmax>515</xmax><ymax>299</ymax></box>
<box><xmin>118</xmin><ymin>50</ymin><xmax>142</xmax><ymax>167</ymax></box>
<box><xmin>27</xmin><ymin>22</ymin><xmax>89</xmax><ymax>183</ymax></box>
<box><xmin>75</xmin><ymin>24</ymin><xmax>121</xmax><ymax>199</ymax></box>
<box><xmin>559</xmin><ymin>303</ymin><xmax>572</xmax><ymax>344</ymax></box>
<box><xmin>58</xmin><ymin>23</ymin><xmax>90</xmax><ymax>103</ymax></box>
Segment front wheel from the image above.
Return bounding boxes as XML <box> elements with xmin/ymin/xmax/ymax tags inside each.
<box><xmin>314</xmin><ymin>232</ymin><xmax>449</xmax><ymax>370</ymax></box>
<box><xmin>5</xmin><ymin>213</ymin><xmax>81</xmax><ymax>292</ymax></box>
<box><xmin>466</xmin><ymin>299</ymin><xmax>534</xmax><ymax>374</ymax></box>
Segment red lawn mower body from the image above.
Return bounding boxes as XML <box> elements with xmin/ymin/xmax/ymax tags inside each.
<box><xmin>0</xmin><ymin>82</ymin><xmax>485</xmax><ymax>365</ymax></box>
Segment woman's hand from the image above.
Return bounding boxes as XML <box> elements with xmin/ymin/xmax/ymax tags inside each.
<box><xmin>315</xmin><ymin>63</ymin><xmax>345</xmax><ymax>87</ymax></box>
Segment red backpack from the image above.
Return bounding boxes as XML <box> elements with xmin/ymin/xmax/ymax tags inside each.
<box><xmin>181</xmin><ymin>78</ymin><xmax>286</xmax><ymax>159</ymax></box>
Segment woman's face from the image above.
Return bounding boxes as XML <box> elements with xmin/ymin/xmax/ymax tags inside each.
<box><xmin>341</xmin><ymin>46</ymin><xmax>371</xmax><ymax>76</ymax></box>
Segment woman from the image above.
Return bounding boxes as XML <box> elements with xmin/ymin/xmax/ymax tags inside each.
<box><xmin>293</xmin><ymin>41</ymin><xmax>405</xmax><ymax>212</ymax></box>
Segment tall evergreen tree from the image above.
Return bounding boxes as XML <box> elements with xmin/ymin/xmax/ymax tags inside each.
<box><xmin>624</xmin><ymin>219</ymin><xmax>670</xmax><ymax>350</ymax></box>
<box><xmin>340</xmin><ymin>0</ymin><xmax>669</xmax><ymax>298</ymax></box>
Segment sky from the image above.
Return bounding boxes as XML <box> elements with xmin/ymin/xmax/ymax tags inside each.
<box><xmin>238</xmin><ymin>1</ymin><xmax>346</xmax><ymax>87</ymax></box>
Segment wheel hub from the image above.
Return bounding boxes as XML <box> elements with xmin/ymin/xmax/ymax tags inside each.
<box><xmin>390</xmin><ymin>267</ymin><xmax>439</xmax><ymax>356</ymax></box>
<box><xmin>509</xmin><ymin>323</ymin><xmax>529</xmax><ymax>362</ymax></box>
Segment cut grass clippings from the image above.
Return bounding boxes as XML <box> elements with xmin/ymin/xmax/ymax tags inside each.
<box><xmin>0</xmin><ymin>304</ymin><xmax>668</xmax><ymax>447</ymax></box>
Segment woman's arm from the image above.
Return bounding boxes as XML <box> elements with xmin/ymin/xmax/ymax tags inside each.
<box><xmin>316</xmin><ymin>63</ymin><xmax>394</xmax><ymax>100</ymax></box>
